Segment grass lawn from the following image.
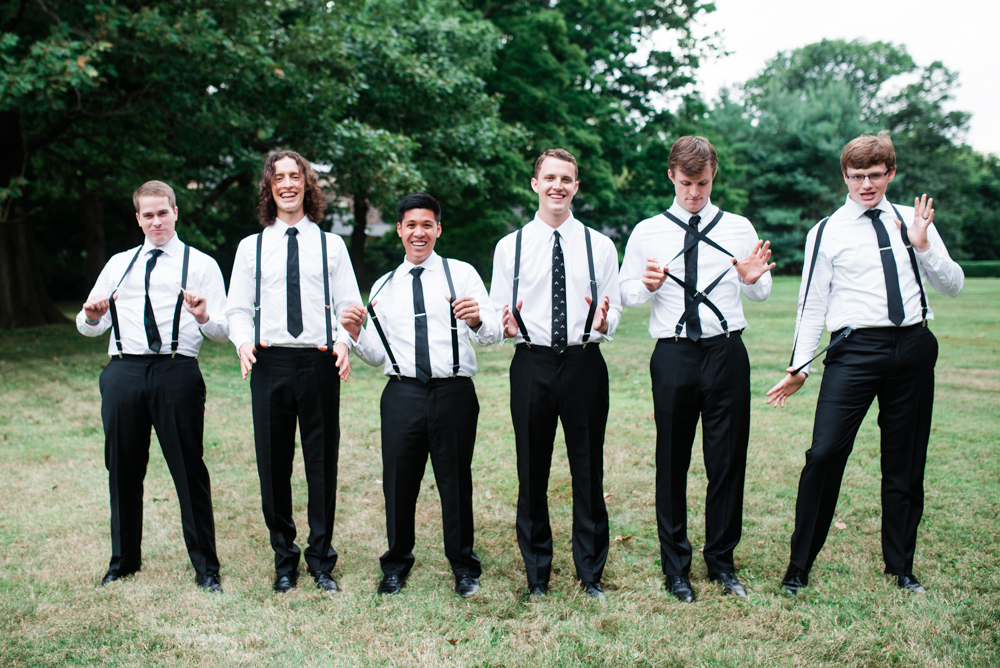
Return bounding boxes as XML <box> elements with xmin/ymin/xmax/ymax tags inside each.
<box><xmin>1</xmin><ymin>277</ymin><xmax>998</xmax><ymax>667</ymax></box>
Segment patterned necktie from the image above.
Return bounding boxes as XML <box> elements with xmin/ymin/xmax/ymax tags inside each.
<box><xmin>684</xmin><ymin>215</ymin><xmax>702</xmax><ymax>341</ymax></box>
<box><xmin>551</xmin><ymin>230</ymin><xmax>568</xmax><ymax>354</ymax></box>
<box><xmin>410</xmin><ymin>267</ymin><xmax>432</xmax><ymax>383</ymax></box>
<box><xmin>864</xmin><ymin>209</ymin><xmax>905</xmax><ymax>326</ymax></box>
<box><xmin>286</xmin><ymin>227</ymin><xmax>303</xmax><ymax>337</ymax></box>
<box><xmin>144</xmin><ymin>249</ymin><xmax>163</xmax><ymax>352</ymax></box>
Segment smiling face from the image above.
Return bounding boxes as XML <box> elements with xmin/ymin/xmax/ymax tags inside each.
<box><xmin>270</xmin><ymin>156</ymin><xmax>305</xmax><ymax>223</ymax></box>
<box><xmin>844</xmin><ymin>164</ymin><xmax>896</xmax><ymax>208</ymax></box>
<box><xmin>135</xmin><ymin>195</ymin><xmax>178</xmax><ymax>247</ymax></box>
<box><xmin>397</xmin><ymin>208</ymin><xmax>442</xmax><ymax>265</ymax></box>
<box><xmin>531</xmin><ymin>156</ymin><xmax>579</xmax><ymax>227</ymax></box>
<box><xmin>668</xmin><ymin>166</ymin><xmax>714</xmax><ymax>214</ymax></box>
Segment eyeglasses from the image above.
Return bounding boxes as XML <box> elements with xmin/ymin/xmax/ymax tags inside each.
<box><xmin>845</xmin><ymin>171</ymin><xmax>890</xmax><ymax>183</ymax></box>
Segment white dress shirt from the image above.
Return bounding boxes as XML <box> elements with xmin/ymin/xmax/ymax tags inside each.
<box><xmin>353</xmin><ymin>252</ymin><xmax>502</xmax><ymax>378</ymax></box>
<box><xmin>227</xmin><ymin>217</ymin><xmax>362</xmax><ymax>351</ymax></box>
<box><xmin>620</xmin><ymin>198</ymin><xmax>771</xmax><ymax>339</ymax></box>
<box><xmin>76</xmin><ymin>234</ymin><xmax>229</xmax><ymax>357</ymax></box>
<box><xmin>790</xmin><ymin>195</ymin><xmax>964</xmax><ymax>373</ymax></box>
<box><xmin>490</xmin><ymin>213</ymin><xmax>622</xmax><ymax>347</ymax></box>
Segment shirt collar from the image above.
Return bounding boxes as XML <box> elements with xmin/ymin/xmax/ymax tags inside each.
<box><xmin>844</xmin><ymin>195</ymin><xmax>893</xmax><ymax>220</ymax></box>
<box><xmin>142</xmin><ymin>233</ymin><xmax>182</xmax><ymax>257</ymax></box>
<box><xmin>667</xmin><ymin>198</ymin><xmax>717</xmax><ymax>224</ymax></box>
<box><xmin>529</xmin><ymin>211</ymin><xmax>581</xmax><ymax>240</ymax></box>
<box><xmin>401</xmin><ymin>251</ymin><xmax>441</xmax><ymax>274</ymax></box>
<box><xmin>270</xmin><ymin>216</ymin><xmax>312</xmax><ymax>236</ymax></box>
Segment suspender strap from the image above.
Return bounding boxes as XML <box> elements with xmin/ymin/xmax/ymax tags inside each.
<box><xmin>581</xmin><ymin>227</ymin><xmax>599</xmax><ymax>346</ymax></box>
<box><xmin>320</xmin><ymin>231</ymin><xmax>335</xmax><ymax>354</ymax></box>
<box><xmin>108</xmin><ymin>245</ymin><xmax>144</xmax><ymax>358</ymax></box>
<box><xmin>791</xmin><ymin>327</ymin><xmax>853</xmax><ymax>376</ymax></box>
<box><xmin>890</xmin><ymin>204</ymin><xmax>928</xmax><ymax>321</ymax></box>
<box><xmin>367</xmin><ymin>270</ymin><xmax>401</xmax><ymax>378</ymax></box>
<box><xmin>441</xmin><ymin>258</ymin><xmax>461</xmax><ymax>376</ymax></box>
<box><xmin>789</xmin><ymin>217</ymin><xmax>830</xmax><ymax>367</ymax></box>
<box><xmin>511</xmin><ymin>228</ymin><xmax>531</xmax><ymax>345</ymax></box>
<box><xmin>662</xmin><ymin>209</ymin><xmax>732</xmax><ymax>338</ymax></box>
<box><xmin>253</xmin><ymin>232</ymin><xmax>263</xmax><ymax>349</ymax></box>
<box><xmin>170</xmin><ymin>244</ymin><xmax>191</xmax><ymax>357</ymax></box>
<box><xmin>662</xmin><ymin>210</ymin><xmax>728</xmax><ymax>264</ymax></box>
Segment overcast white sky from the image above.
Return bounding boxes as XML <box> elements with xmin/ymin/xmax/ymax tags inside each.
<box><xmin>680</xmin><ymin>0</ymin><xmax>1000</xmax><ymax>156</ymax></box>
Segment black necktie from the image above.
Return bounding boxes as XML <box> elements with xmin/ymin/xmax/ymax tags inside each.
<box><xmin>551</xmin><ymin>230</ymin><xmax>568</xmax><ymax>354</ymax></box>
<box><xmin>286</xmin><ymin>227</ymin><xmax>303</xmax><ymax>338</ymax></box>
<box><xmin>684</xmin><ymin>215</ymin><xmax>702</xmax><ymax>341</ymax></box>
<box><xmin>864</xmin><ymin>209</ymin><xmax>905</xmax><ymax>326</ymax></box>
<box><xmin>144</xmin><ymin>249</ymin><xmax>163</xmax><ymax>352</ymax></box>
<box><xmin>410</xmin><ymin>267</ymin><xmax>432</xmax><ymax>383</ymax></box>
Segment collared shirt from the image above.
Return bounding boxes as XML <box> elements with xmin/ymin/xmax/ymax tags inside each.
<box><xmin>353</xmin><ymin>252</ymin><xmax>502</xmax><ymax>378</ymax></box>
<box><xmin>227</xmin><ymin>217</ymin><xmax>362</xmax><ymax>351</ymax></box>
<box><xmin>76</xmin><ymin>234</ymin><xmax>229</xmax><ymax>357</ymax></box>
<box><xmin>790</xmin><ymin>195</ymin><xmax>964</xmax><ymax>373</ymax></box>
<box><xmin>620</xmin><ymin>198</ymin><xmax>771</xmax><ymax>339</ymax></box>
<box><xmin>489</xmin><ymin>213</ymin><xmax>622</xmax><ymax>347</ymax></box>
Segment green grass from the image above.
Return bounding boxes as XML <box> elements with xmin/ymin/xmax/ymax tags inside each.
<box><xmin>1</xmin><ymin>277</ymin><xmax>998</xmax><ymax>667</ymax></box>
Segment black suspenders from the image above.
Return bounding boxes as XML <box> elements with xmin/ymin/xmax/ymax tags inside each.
<box><xmin>890</xmin><ymin>203</ymin><xmax>929</xmax><ymax>322</ymax></box>
<box><xmin>661</xmin><ymin>210</ymin><xmax>731</xmax><ymax>339</ymax></box>
<box><xmin>441</xmin><ymin>258</ymin><xmax>461</xmax><ymax>376</ymax></box>
<box><xmin>253</xmin><ymin>232</ymin><xmax>263</xmax><ymax>349</ymax></box>
<box><xmin>109</xmin><ymin>244</ymin><xmax>190</xmax><ymax>358</ymax></box>
<box><xmin>366</xmin><ymin>269</ymin><xmax>400</xmax><ymax>377</ymax></box>
<box><xmin>511</xmin><ymin>228</ymin><xmax>531</xmax><ymax>346</ymax></box>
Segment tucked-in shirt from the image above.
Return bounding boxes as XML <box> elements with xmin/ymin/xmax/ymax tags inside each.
<box><xmin>620</xmin><ymin>198</ymin><xmax>771</xmax><ymax>339</ymax></box>
<box><xmin>791</xmin><ymin>195</ymin><xmax>965</xmax><ymax>373</ymax></box>
<box><xmin>489</xmin><ymin>213</ymin><xmax>622</xmax><ymax>347</ymax></box>
<box><xmin>76</xmin><ymin>234</ymin><xmax>229</xmax><ymax>357</ymax></box>
<box><xmin>227</xmin><ymin>217</ymin><xmax>362</xmax><ymax>351</ymax></box>
<box><xmin>353</xmin><ymin>252</ymin><xmax>502</xmax><ymax>378</ymax></box>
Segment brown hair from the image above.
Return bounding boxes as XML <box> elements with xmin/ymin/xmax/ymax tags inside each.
<box><xmin>132</xmin><ymin>180</ymin><xmax>176</xmax><ymax>212</ymax></box>
<box><xmin>257</xmin><ymin>150</ymin><xmax>327</xmax><ymax>227</ymax></box>
<box><xmin>841</xmin><ymin>131</ymin><xmax>896</xmax><ymax>173</ymax></box>
<box><xmin>533</xmin><ymin>148</ymin><xmax>578</xmax><ymax>179</ymax></box>
<box><xmin>668</xmin><ymin>136</ymin><xmax>718</xmax><ymax>176</ymax></box>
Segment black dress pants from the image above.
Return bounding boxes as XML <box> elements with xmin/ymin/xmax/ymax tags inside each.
<box><xmin>251</xmin><ymin>347</ymin><xmax>340</xmax><ymax>577</ymax></box>
<box><xmin>789</xmin><ymin>325</ymin><xmax>937</xmax><ymax>576</ymax></box>
<box><xmin>378</xmin><ymin>376</ymin><xmax>481</xmax><ymax>579</ymax></box>
<box><xmin>100</xmin><ymin>355</ymin><xmax>218</xmax><ymax>579</ymax></box>
<box><xmin>650</xmin><ymin>332</ymin><xmax>751</xmax><ymax>576</ymax></box>
<box><xmin>511</xmin><ymin>343</ymin><xmax>610</xmax><ymax>584</ymax></box>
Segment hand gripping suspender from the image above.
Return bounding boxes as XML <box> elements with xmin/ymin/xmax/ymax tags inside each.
<box><xmin>890</xmin><ymin>204</ymin><xmax>929</xmax><ymax>322</ymax></box>
<box><xmin>661</xmin><ymin>210</ymin><xmax>732</xmax><ymax>339</ymax></box>
<box><xmin>440</xmin><ymin>258</ymin><xmax>461</xmax><ymax>376</ymax></box>
<box><xmin>109</xmin><ymin>244</ymin><xmax>190</xmax><ymax>357</ymax></box>
<box><xmin>367</xmin><ymin>269</ymin><xmax>401</xmax><ymax>378</ymax></box>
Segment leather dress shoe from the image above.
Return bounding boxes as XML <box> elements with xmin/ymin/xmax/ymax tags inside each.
<box><xmin>781</xmin><ymin>565</ymin><xmax>808</xmax><ymax>595</ymax></box>
<box><xmin>580</xmin><ymin>581</ymin><xmax>607</xmax><ymax>601</ymax></box>
<box><xmin>890</xmin><ymin>573</ymin><xmax>927</xmax><ymax>593</ymax></box>
<box><xmin>100</xmin><ymin>571</ymin><xmax>136</xmax><ymax>586</ymax></box>
<box><xmin>709</xmin><ymin>571</ymin><xmax>747</xmax><ymax>598</ymax></box>
<box><xmin>273</xmin><ymin>573</ymin><xmax>298</xmax><ymax>593</ymax></box>
<box><xmin>526</xmin><ymin>582</ymin><xmax>549</xmax><ymax>598</ymax></box>
<box><xmin>666</xmin><ymin>575</ymin><xmax>695</xmax><ymax>603</ymax></box>
<box><xmin>377</xmin><ymin>573</ymin><xmax>406</xmax><ymax>595</ymax></box>
<box><xmin>309</xmin><ymin>570</ymin><xmax>339</xmax><ymax>593</ymax></box>
<box><xmin>454</xmin><ymin>575</ymin><xmax>480</xmax><ymax>598</ymax></box>
<box><xmin>198</xmin><ymin>573</ymin><xmax>222</xmax><ymax>593</ymax></box>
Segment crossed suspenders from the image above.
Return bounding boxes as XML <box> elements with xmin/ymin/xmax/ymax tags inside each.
<box><xmin>366</xmin><ymin>258</ymin><xmax>462</xmax><ymax>380</ymax></box>
<box><xmin>253</xmin><ymin>231</ymin><xmax>337</xmax><ymax>355</ymax></box>
<box><xmin>787</xmin><ymin>203</ymin><xmax>929</xmax><ymax>376</ymax></box>
<box><xmin>510</xmin><ymin>225</ymin><xmax>600</xmax><ymax>348</ymax></box>
<box><xmin>108</xmin><ymin>243</ymin><xmax>191</xmax><ymax>358</ymax></box>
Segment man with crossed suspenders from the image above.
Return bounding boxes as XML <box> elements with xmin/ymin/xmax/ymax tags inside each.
<box><xmin>767</xmin><ymin>132</ymin><xmax>964</xmax><ymax>595</ymax></box>
<box><xmin>490</xmin><ymin>149</ymin><xmax>622</xmax><ymax>600</ymax></box>
<box><xmin>619</xmin><ymin>137</ymin><xmax>775</xmax><ymax>602</ymax></box>
<box><xmin>226</xmin><ymin>151</ymin><xmax>361</xmax><ymax>594</ymax></box>
<box><xmin>340</xmin><ymin>193</ymin><xmax>502</xmax><ymax>597</ymax></box>
<box><xmin>78</xmin><ymin>180</ymin><xmax>229</xmax><ymax>591</ymax></box>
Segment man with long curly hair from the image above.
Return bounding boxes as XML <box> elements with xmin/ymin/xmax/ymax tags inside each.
<box><xmin>226</xmin><ymin>150</ymin><xmax>362</xmax><ymax>594</ymax></box>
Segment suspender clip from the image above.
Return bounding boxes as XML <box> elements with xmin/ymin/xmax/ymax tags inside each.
<box><xmin>725</xmin><ymin>331</ymin><xmax>730</xmax><ymax>338</ymax></box>
<box><xmin>922</xmin><ymin>320</ymin><xmax>928</xmax><ymax>327</ymax></box>
<box><xmin>674</xmin><ymin>335</ymin><xmax>679</xmax><ymax>342</ymax></box>
<box><xmin>117</xmin><ymin>353</ymin><xmax>123</xmax><ymax>359</ymax></box>
<box><xmin>171</xmin><ymin>352</ymin><xmax>176</xmax><ymax>358</ymax></box>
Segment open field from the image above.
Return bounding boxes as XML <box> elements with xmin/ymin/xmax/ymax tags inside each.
<box><xmin>1</xmin><ymin>277</ymin><xmax>998</xmax><ymax>667</ymax></box>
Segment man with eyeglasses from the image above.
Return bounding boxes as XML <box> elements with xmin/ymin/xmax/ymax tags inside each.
<box><xmin>767</xmin><ymin>132</ymin><xmax>964</xmax><ymax>595</ymax></box>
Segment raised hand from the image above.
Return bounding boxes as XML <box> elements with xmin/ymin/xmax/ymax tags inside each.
<box><xmin>585</xmin><ymin>294</ymin><xmax>611</xmax><ymax>333</ymax></box>
<box><xmin>180</xmin><ymin>289</ymin><xmax>209</xmax><ymax>324</ymax></box>
<box><xmin>502</xmin><ymin>299</ymin><xmax>523</xmax><ymax>338</ymax></box>
<box><xmin>450</xmin><ymin>295</ymin><xmax>482</xmax><ymax>329</ymax></box>
<box><xmin>642</xmin><ymin>258</ymin><xmax>668</xmax><ymax>292</ymax></box>
<box><xmin>765</xmin><ymin>368</ymin><xmax>808</xmax><ymax>408</ymax></box>
<box><xmin>339</xmin><ymin>303</ymin><xmax>368</xmax><ymax>342</ymax></box>
<box><xmin>83</xmin><ymin>294</ymin><xmax>115</xmax><ymax>322</ymax></box>
<box><xmin>733</xmin><ymin>240</ymin><xmax>776</xmax><ymax>285</ymax></box>
<box><xmin>895</xmin><ymin>194</ymin><xmax>933</xmax><ymax>253</ymax></box>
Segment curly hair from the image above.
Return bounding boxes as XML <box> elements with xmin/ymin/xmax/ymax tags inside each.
<box><xmin>256</xmin><ymin>150</ymin><xmax>327</xmax><ymax>227</ymax></box>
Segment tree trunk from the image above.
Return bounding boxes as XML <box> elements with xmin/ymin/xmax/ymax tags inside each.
<box><xmin>81</xmin><ymin>190</ymin><xmax>106</xmax><ymax>286</ymax></box>
<box><xmin>351</xmin><ymin>192</ymin><xmax>369</xmax><ymax>288</ymax></box>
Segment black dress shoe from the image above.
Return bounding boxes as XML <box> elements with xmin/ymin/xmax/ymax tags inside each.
<box><xmin>526</xmin><ymin>582</ymin><xmax>549</xmax><ymax>598</ymax></box>
<box><xmin>273</xmin><ymin>573</ymin><xmax>298</xmax><ymax>593</ymax></box>
<box><xmin>198</xmin><ymin>573</ymin><xmax>222</xmax><ymax>593</ymax></box>
<box><xmin>377</xmin><ymin>573</ymin><xmax>406</xmax><ymax>595</ymax></box>
<box><xmin>709</xmin><ymin>571</ymin><xmax>747</xmax><ymax>598</ymax></box>
<box><xmin>666</xmin><ymin>575</ymin><xmax>695</xmax><ymax>603</ymax></box>
<box><xmin>781</xmin><ymin>565</ymin><xmax>808</xmax><ymax>595</ymax></box>
<box><xmin>100</xmin><ymin>571</ymin><xmax>136</xmax><ymax>586</ymax></box>
<box><xmin>309</xmin><ymin>570</ymin><xmax>339</xmax><ymax>593</ymax></box>
<box><xmin>890</xmin><ymin>573</ymin><xmax>927</xmax><ymax>593</ymax></box>
<box><xmin>454</xmin><ymin>575</ymin><xmax>480</xmax><ymax>598</ymax></box>
<box><xmin>580</xmin><ymin>581</ymin><xmax>607</xmax><ymax>601</ymax></box>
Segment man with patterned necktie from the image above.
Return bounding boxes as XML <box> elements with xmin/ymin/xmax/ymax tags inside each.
<box><xmin>767</xmin><ymin>132</ymin><xmax>964</xmax><ymax>595</ymax></box>
<box><xmin>78</xmin><ymin>180</ymin><xmax>229</xmax><ymax>592</ymax></box>
<box><xmin>490</xmin><ymin>149</ymin><xmax>622</xmax><ymax>600</ymax></box>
